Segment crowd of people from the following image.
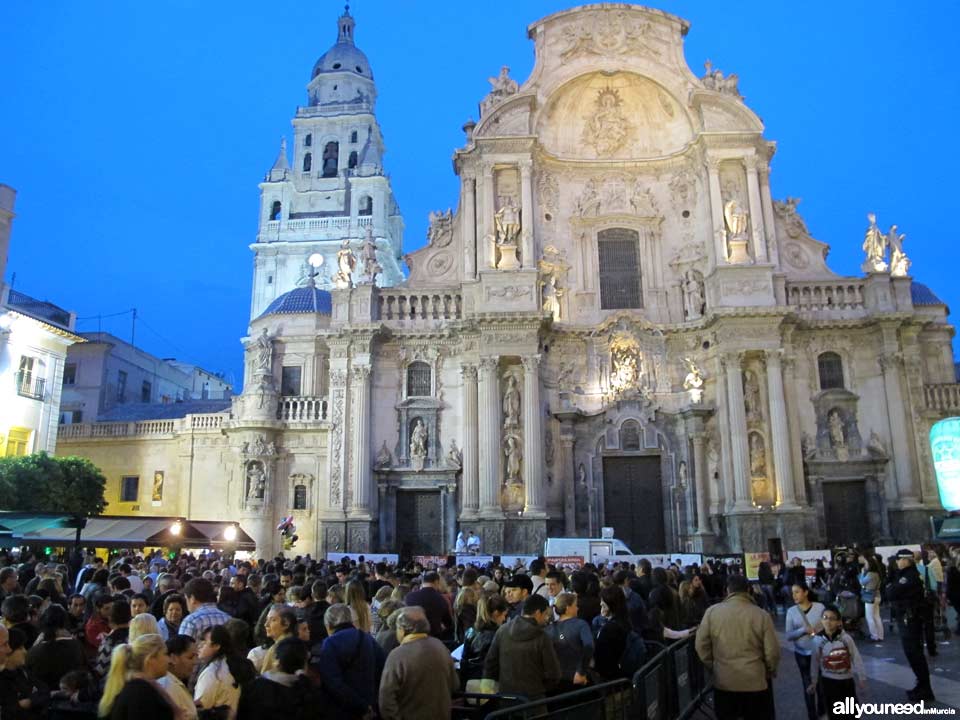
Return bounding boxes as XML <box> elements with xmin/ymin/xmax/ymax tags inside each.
<box><xmin>0</xmin><ymin>542</ymin><xmax>951</xmax><ymax>719</ymax></box>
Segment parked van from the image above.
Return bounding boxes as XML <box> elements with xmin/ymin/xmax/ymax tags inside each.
<box><xmin>543</xmin><ymin>537</ymin><xmax>636</xmax><ymax>565</ymax></box>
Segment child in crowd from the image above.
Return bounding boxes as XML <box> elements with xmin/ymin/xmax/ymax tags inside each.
<box><xmin>808</xmin><ymin>605</ymin><xmax>867</xmax><ymax>719</ymax></box>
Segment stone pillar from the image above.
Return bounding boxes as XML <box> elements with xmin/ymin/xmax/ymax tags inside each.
<box><xmin>462</xmin><ymin>172</ymin><xmax>477</xmax><ymax>279</ymax></box>
<box><xmin>880</xmin><ymin>353</ymin><xmax>921</xmax><ymax>506</ymax></box>
<box><xmin>482</xmin><ymin>165</ymin><xmax>496</xmax><ymax>268</ymax></box>
<box><xmin>692</xmin><ymin>432</ymin><xmax>711</xmax><ymax>535</ymax></box>
<box><xmin>460</xmin><ymin>364</ymin><xmax>479</xmax><ymax>519</ymax></box>
<box><xmin>349</xmin><ymin>365</ymin><xmax>372</xmax><ymax>518</ymax></box>
<box><xmin>325</xmin><ymin>364</ymin><xmax>350</xmax><ymax>513</ymax></box>
<box><xmin>764</xmin><ymin>351</ymin><xmax>799</xmax><ymax>510</ymax></box>
<box><xmin>441</xmin><ymin>483</ymin><xmax>457</xmax><ymax>553</ymax></box>
<box><xmin>559</xmin><ymin>427</ymin><xmax>577</xmax><ymax>535</ymax></box>
<box><xmin>478</xmin><ymin>357</ymin><xmax>502</xmax><ymax>517</ymax></box>
<box><xmin>706</xmin><ymin>158</ymin><xmax>726</xmax><ymax>267</ymax></box>
<box><xmin>723</xmin><ymin>353</ymin><xmax>753</xmax><ymax>511</ymax></box>
<box><xmin>714</xmin><ymin>354</ymin><xmax>735</xmax><ymax>513</ymax></box>
<box><xmin>758</xmin><ymin>165</ymin><xmax>778</xmax><ymax>266</ymax></box>
<box><xmin>519</xmin><ymin>160</ymin><xmax>534</xmax><ymax>267</ymax></box>
<box><xmin>744</xmin><ymin>157</ymin><xmax>768</xmax><ymax>263</ymax></box>
<box><xmin>522</xmin><ymin>354</ymin><xmax>546</xmax><ymax>516</ymax></box>
<box><xmin>781</xmin><ymin>355</ymin><xmax>808</xmax><ymax>505</ymax></box>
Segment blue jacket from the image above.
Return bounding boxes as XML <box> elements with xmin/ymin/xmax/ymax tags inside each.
<box><xmin>310</xmin><ymin>624</ymin><xmax>386</xmax><ymax>718</ymax></box>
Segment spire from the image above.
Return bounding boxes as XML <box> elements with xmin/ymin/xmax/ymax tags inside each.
<box><xmin>272</xmin><ymin>137</ymin><xmax>289</xmax><ymax>171</ymax></box>
<box><xmin>337</xmin><ymin>4</ymin><xmax>355</xmax><ymax>45</ymax></box>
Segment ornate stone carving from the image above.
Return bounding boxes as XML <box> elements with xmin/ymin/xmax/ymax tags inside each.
<box><xmin>426</xmin><ymin>252</ymin><xmax>454</xmax><ymax>275</ymax></box>
<box><xmin>446</xmin><ymin>439</ymin><xmax>462</xmax><ymax>469</ymax></box>
<box><xmin>559</xmin><ymin>13</ymin><xmax>661</xmax><ymax>63</ymax></box>
<box><xmin>743</xmin><ymin>370</ymin><xmax>762</xmax><ymax>421</ymax></box>
<box><xmin>583</xmin><ymin>88</ymin><xmax>632</xmax><ymax>157</ymax></box>
<box><xmin>502</xmin><ymin>375</ymin><xmax>521</xmax><ymax>430</ymax></box>
<box><xmin>493</xmin><ymin>194</ymin><xmax>521</xmax><ymax>269</ymax></box>
<box><xmin>245</xmin><ymin>460</ymin><xmax>266</xmax><ymax>501</ymax></box>
<box><xmin>783</xmin><ymin>242</ymin><xmax>810</xmax><ymax>270</ymax></box>
<box><xmin>427</xmin><ymin>208</ymin><xmax>454</xmax><ymax>248</ymax></box>
<box><xmin>828</xmin><ymin>409</ymin><xmax>846</xmax><ymax>449</ymax></box>
<box><xmin>330</xmin><ymin>387</ymin><xmax>345</xmax><ymax>506</ymax></box>
<box><xmin>888</xmin><ymin>225</ymin><xmax>910</xmax><ymax>277</ymax></box>
<box><xmin>536</xmin><ymin>171</ymin><xmax>559</xmax><ymax>212</ymax></box>
<box><xmin>374</xmin><ymin>441</ymin><xmax>392</xmax><ymax>470</ymax></box>
<box><xmin>669</xmin><ymin>169</ymin><xmax>698</xmax><ymax>215</ymax></box>
<box><xmin>575</xmin><ymin>178</ymin><xmax>602</xmax><ymax>217</ymax></box>
<box><xmin>334</xmin><ymin>239</ymin><xmax>357</xmax><ymax>289</ymax></box>
<box><xmin>480</xmin><ymin>66</ymin><xmax>519</xmax><ymax>117</ymax></box>
<box><xmin>544</xmin><ymin>426</ymin><xmax>554</xmax><ymax>466</ymax></box>
<box><xmin>359</xmin><ymin>229</ymin><xmax>382</xmax><ymax>284</ymax></box>
<box><xmin>683</xmin><ymin>358</ymin><xmax>705</xmax><ymax>404</ymax></box>
<box><xmin>253</xmin><ymin>328</ymin><xmax>274</xmax><ymax>373</ymax></box>
<box><xmin>701</xmin><ymin>60</ymin><xmax>741</xmax><ymax>98</ymax></box>
<box><xmin>681</xmin><ymin>269</ymin><xmax>705</xmax><ymax>320</ymax></box>
<box><xmin>409</xmin><ymin>418</ymin><xmax>427</xmax><ymax>471</ymax></box>
<box><xmin>867</xmin><ymin>429</ymin><xmax>887</xmax><ymax>457</ymax></box>
<box><xmin>538</xmin><ymin>245</ymin><xmax>570</xmax><ymax>321</ymax></box>
<box><xmin>629</xmin><ymin>179</ymin><xmax>659</xmax><ymax>216</ymax></box>
<box><xmin>609</xmin><ymin>329</ymin><xmax>644</xmax><ymax>395</ymax></box>
<box><xmin>486</xmin><ymin>285</ymin><xmax>531</xmax><ymax>301</ymax></box>
<box><xmin>773</xmin><ymin>197</ymin><xmax>810</xmax><ymax>239</ymax></box>
<box><xmin>503</xmin><ymin>433</ymin><xmax>522</xmax><ymax>484</ymax></box>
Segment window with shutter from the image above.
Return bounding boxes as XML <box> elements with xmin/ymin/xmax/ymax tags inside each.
<box><xmin>818</xmin><ymin>352</ymin><xmax>845</xmax><ymax>390</ymax></box>
<box><xmin>598</xmin><ymin>228</ymin><xmax>642</xmax><ymax>309</ymax></box>
<box><xmin>406</xmin><ymin>361</ymin><xmax>431</xmax><ymax>397</ymax></box>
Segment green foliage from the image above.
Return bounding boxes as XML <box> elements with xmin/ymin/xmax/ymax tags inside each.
<box><xmin>0</xmin><ymin>452</ymin><xmax>107</xmax><ymax>516</ymax></box>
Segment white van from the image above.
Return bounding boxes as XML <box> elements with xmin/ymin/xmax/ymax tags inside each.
<box><xmin>543</xmin><ymin>537</ymin><xmax>636</xmax><ymax>565</ymax></box>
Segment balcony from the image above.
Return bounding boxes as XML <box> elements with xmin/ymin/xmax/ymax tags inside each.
<box><xmin>277</xmin><ymin>396</ymin><xmax>329</xmax><ymax>422</ymax></box>
<box><xmin>15</xmin><ymin>372</ymin><xmax>45</xmax><ymax>400</ymax></box>
<box><xmin>377</xmin><ymin>290</ymin><xmax>462</xmax><ymax>326</ymax></box>
<box><xmin>785</xmin><ymin>280</ymin><xmax>866</xmax><ymax>315</ymax></box>
<box><xmin>924</xmin><ymin>384</ymin><xmax>960</xmax><ymax>413</ymax></box>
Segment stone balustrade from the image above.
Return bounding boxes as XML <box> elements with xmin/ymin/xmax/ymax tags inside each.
<box><xmin>58</xmin><ymin>413</ymin><xmax>229</xmax><ymax>441</ymax></box>
<box><xmin>925</xmin><ymin>384</ymin><xmax>960</xmax><ymax>412</ymax></box>
<box><xmin>377</xmin><ymin>290</ymin><xmax>462</xmax><ymax>324</ymax></box>
<box><xmin>260</xmin><ymin>217</ymin><xmax>378</xmax><ymax>242</ymax></box>
<box><xmin>785</xmin><ymin>280</ymin><xmax>865</xmax><ymax>312</ymax></box>
<box><xmin>277</xmin><ymin>396</ymin><xmax>329</xmax><ymax>422</ymax></box>
<box><xmin>188</xmin><ymin>413</ymin><xmax>225</xmax><ymax>430</ymax></box>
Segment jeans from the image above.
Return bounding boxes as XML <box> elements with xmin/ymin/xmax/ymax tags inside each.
<box><xmin>864</xmin><ymin>600</ymin><xmax>883</xmax><ymax>641</ymax></box>
<box><xmin>795</xmin><ymin>652</ymin><xmax>823</xmax><ymax>720</ymax></box>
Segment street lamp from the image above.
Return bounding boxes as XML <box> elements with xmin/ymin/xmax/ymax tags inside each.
<box><xmin>170</xmin><ymin>520</ymin><xmax>182</xmax><ymax>536</ymax></box>
<box><xmin>224</xmin><ymin>524</ymin><xmax>238</xmax><ymax>542</ymax></box>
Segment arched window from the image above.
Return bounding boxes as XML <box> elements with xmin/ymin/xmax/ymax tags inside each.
<box><xmin>304</xmin><ymin>133</ymin><xmax>312</xmax><ymax>147</ymax></box>
<box><xmin>818</xmin><ymin>352</ymin><xmax>845</xmax><ymax>390</ymax></box>
<box><xmin>407</xmin><ymin>361</ymin><xmax>431</xmax><ymax>397</ymax></box>
<box><xmin>348</xmin><ymin>151</ymin><xmax>358</xmax><ymax>169</ymax></box>
<box><xmin>322</xmin><ymin>142</ymin><xmax>339</xmax><ymax>177</ymax></box>
<box><xmin>302</xmin><ymin>153</ymin><xmax>312</xmax><ymax>172</ymax></box>
<box><xmin>620</xmin><ymin>420</ymin><xmax>641</xmax><ymax>450</ymax></box>
<box><xmin>293</xmin><ymin>484</ymin><xmax>307</xmax><ymax>510</ymax></box>
<box><xmin>269</xmin><ymin>201</ymin><xmax>281</xmax><ymax>221</ymax></box>
<box><xmin>598</xmin><ymin>228</ymin><xmax>642</xmax><ymax>309</ymax></box>
<box><xmin>358</xmin><ymin>195</ymin><xmax>373</xmax><ymax>216</ymax></box>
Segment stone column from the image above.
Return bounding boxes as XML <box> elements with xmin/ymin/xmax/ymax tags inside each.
<box><xmin>706</xmin><ymin>158</ymin><xmax>726</xmax><ymax>267</ymax></box>
<box><xmin>460</xmin><ymin>364</ymin><xmax>479</xmax><ymax>519</ymax></box>
<box><xmin>349</xmin><ymin>365</ymin><xmax>372</xmax><ymax>518</ymax></box>
<box><xmin>522</xmin><ymin>354</ymin><xmax>546</xmax><ymax>516</ymax></box>
<box><xmin>519</xmin><ymin>160</ymin><xmax>534</xmax><ymax>267</ymax></box>
<box><xmin>462</xmin><ymin>172</ymin><xmax>477</xmax><ymax>279</ymax></box>
<box><xmin>715</xmin><ymin>354</ymin><xmax>735</xmax><ymax>513</ymax></box>
<box><xmin>324</xmin><ymin>364</ymin><xmax>350</xmax><ymax>513</ymax></box>
<box><xmin>758</xmin><ymin>165</ymin><xmax>778</xmax><ymax>266</ymax></box>
<box><xmin>482</xmin><ymin>164</ymin><xmax>496</xmax><ymax>268</ymax></box>
<box><xmin>764</xmin><ymin>351</ymin><xmax>799</xmax><ymax>510</ymax></box>
<box><xmin>691</xmin><ymin>432</ymin><xmax>711</xmax><ymax>535</ymax></box>
<box><xmin>880</xmin><ymin>353</ymin><xmax>921</xmax><ymax>506</ymax></box>
<box><xmin>744</xmin><ymin>157</ymin><xmax>768</xmax><ymax>263</ymax></box>
<box><xmin>442</xmin><ymin>483</ymin><xmax>457</xmax><ymax>553</ymax></box>
<box><xmin>723</xmin><ymin>353</ymin><xmax>753</xmax><ymax>511</ymax></box>
<box><xmin>478</xmin><ymin>357</ymin><xmax>502</xmax><ymax>516</ymax></box>
<box><xmin>559</xmin><ymin>428</ymin><xmax>576</xmax><ymax>535</ymax></box>
<box><xmin>781</xmin><ymin>354</ymin><xmax>808</xmax><ymax>505</ymax></box>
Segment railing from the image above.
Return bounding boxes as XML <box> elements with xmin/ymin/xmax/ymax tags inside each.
<box><xmin>15</xmin><ymin>372</ymin><xmax>45</xmax><ymax>400</ymax></box>
<box><xmin>785</xmin><ymin>280</ymin><xmax>866</xmax><ymax>312</ymax></box>
<box><xmin>925</xmin><ymin>384</ymin><xmax>960</xmax><ymax>412</ymax></box>
<box><xmin>134</xmin><ymin>420</ymin><xmax>175</xmax><ymax>435</ymax></box>
<box><xmin>188</xmin><ymin>413</ymin><xmax>225</xmax><ymax>430</ymax></box>
<box><xmin>59</xmin><ymin>419</ymin><xmax>180</xmax><ymax>440</ymax></box>
<box><xmin>377</xmin><ymin>290</ymin><xmax>462</xmax><ymax>323</ymax></box>
<box><xmin>277</xmin><ymin>396</ymin><xmax>329</xmax><ymax>422</ymax></box>
<box><xmin>259</xmin><ymin>217</ymin><xmax>377</xmax><ymax>241</ymax></box>
<box><xmin>632</xmin><ymin>636</ymin><xmax>712</xmax><ymax>720</ymax></box>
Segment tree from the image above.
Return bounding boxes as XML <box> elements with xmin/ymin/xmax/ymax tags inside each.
<box><xmin>0</xmin><ymin>452</ymin><xmax>107</xmax><ymax>516</ymax></box>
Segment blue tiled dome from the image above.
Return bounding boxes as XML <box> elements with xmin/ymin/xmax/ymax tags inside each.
<box><xmin>258</xmin><ymin>286</ymin><xmax>332</xmax><ymax>318</ymax></box>
<box><xmin>911</xmin><ymin>281</ymin><xmax>946</xmax><ymax>307</ymax></box>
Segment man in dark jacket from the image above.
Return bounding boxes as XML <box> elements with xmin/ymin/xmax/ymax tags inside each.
<box><xmin>404</xmin><ymin>572</ymin><xmax>454</xmax><ymax>639</ymax></box>
<box><xmin>230</xmin><ymin>574</ymin><xmax>261</xmax><ymax>626</ymax></box>
<box><xmin>890</xmin><ymin>549</ymin><xmax>934</xmax><ymax>702</ymax></box>
<box><xmin>483</xmin><ymin>594</ymin><xmax>560</xmax><ymax>700</ymax></box>
<box><xmin>310</xmin><ymin>603</ymin><xmax>386</xmax><ymax>719</ymax></box>
<box><xmin>614</xmin><ymin>570</ymin><xmax>648</xmax><ymax>634</ymax></box>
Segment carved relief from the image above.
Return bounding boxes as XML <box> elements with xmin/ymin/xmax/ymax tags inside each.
<box><xmin>537</xmin><ymin>171</ymin><xmax>559</xmax><ymax>212</ymax></box>
<box><xmin>426</xmin><ymin>252</ymin><xmax>454</xmax><ymax>275</ymax></box>
<box><xmin>681</xmin><ymin>270</ymin><xmax>705</xmax><ymax>320</ymax></box>
<box><xmin>329</xmin><ymin>387</ymin><xmax>345</xmax><ymax>506</ymax></box>
<box><xmin>701</xmin><ymin>60</ymin><xmax>741</xmax><ymax>98</ymax></box>
<box><xmin>480</xmin><ymin>66</ymin><xmax>519</xmax><ymax>117</ymax></box>
<box><xmin>783</xmin><ymin>242</ymin><xmax>810</xmax><ymax>270</ymax></box>
<box><xmin>583</xmin><ymin>87</ymin><xmax>632</xmax><ymax>157</ymax></box>
<box><xmin>426</xmin><ymin>209</ymin><xmax>454</xmax><ymax>247</ymax></box>
<box><xmin>558</xmin><ymin>13</ymin><xmax>662</xmax><ymax>63</ymax></box>
<box><xmin>773</xmin><ymin>197</ymin><xmax>810</xmax><ymax>239</ymax></box>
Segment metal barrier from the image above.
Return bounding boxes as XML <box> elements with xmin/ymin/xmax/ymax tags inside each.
<box><xmin>482</xmin><ymin>680</ymin><xmax>634</xmax><ymax>720</ymax></box>
<box><xmin>633</xmin><ymin>636</ymin><xmax>712</xmax><ymax>720</ymax></box>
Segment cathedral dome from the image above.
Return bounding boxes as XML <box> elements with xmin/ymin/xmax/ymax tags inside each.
<box><xmin>258</xmin><ymin>286</ymin><xmax>332</xmax><ymax>319</ymax></box>
<box><xmin>311</xmin><ymin>7</ymin><xmax>373</xmax><ymax>81</ymax></box>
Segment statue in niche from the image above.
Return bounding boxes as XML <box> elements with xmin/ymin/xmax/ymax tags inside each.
<box><xmin>862</xmin><ymin>213</ymin><xmax>888</xmax><ymax>273</ymax></box>
<box><xmin>504</xmin><ymin>434</ymin><xmax>522</xmax><ymax>484</ymax></box>
<box><xmin>494</xmin><ymin>196</ymin><xmax>521</xmax><ymax>248</ymax></box>
<box><xmin>446</xmin><ymin>440</ymin><xmax>462</xmax><ymax>469</ymax></box>
<box><xmin>583</xmin><ymin>87</ymin><xmax>631</xmax><ymax>157</ymax></box>
<box><xmin>610</xmin><ymin>333</ymin><xmax>643</xmax><ymax>395</ymax></box>
<box><xmin>374</xmin><ymin>441</ymin><xmax>392</xmax><ymax>470</ymax></box>
<box><xmin>410</xmin><ymin>419</ymin><xmax>427</xmax><ymax>469</ymax></box>
<box><xmin>246</xmin><ymin>461</ymin><xmax>266</xmax><ymax>501</ymax></box>
<box><xmin>480</xmin><ymin>66</ymin><xmax>519</xmax><ymax>116</ymax></box>
<box><xmin>723</xmin><ymin>199</ymin><xmax>749</xmax><ymax>239</ymax></box>
<box><xmin>682</xmin><ymin>270</ymin><xmax>705</xmax><ymax>320</ymax></box>
<box><xmin>254</xmin><ymin>328</ymin><xmax>274</xmax><ymax>373</ymax></box>
<box><xmin>749</xmin><ymin>434</ymin><xmax>766</xmax><ymax>477</ymax></box>
<box><xmin>887</xmin><ymin>225</ymin><xmax>910</xmax><ymax>277</ymax></box>
<box><xmin>677</xmin><ymin>461</ymin><xmax>688</xmax><ymax>489</ymax></box>
<box><xmin>541</xmin><ymin>275</ymin><xmax>560</xmax><ymax>320</ymax></box>
<box><xmin>743</xmin><ymin>371</ymin><xmax>761</xmax><ymax>421</ymax></box>
<box><xmin>683</xmin><ymin>358</ymin><xmax>705</xmax><ymax>404</ymax></box>
<box><xmin>828</xmin><ymin>410</ymin><xmax>846</xmax><ymax>448</ymax></box>
<box><xmin>538</xmin><ymin>245</ymin><xmax>570</xmax><ymax>321</ymax></box>
<box><xmin>360</xmin><ymin>229</ymin><xmax>382</xmax><ymax>283</ymax></box>
<box><xmin>578</xmin><ymin>463</ymin><xmax>587</xmax><ymax>486</ymax></box>
<box><xmin>334</xmin><ymin>239</ymin><xmax>357</xmax><ymax>288</ymax></box>
<box><xmin>503</xmin><ymin>375</ymin><xmax>521</xmax><ymax>429</ymax></box>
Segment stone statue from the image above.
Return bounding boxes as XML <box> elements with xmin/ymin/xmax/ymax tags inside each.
<box><xmin>801</xmin><ymin>432</ymin><xmax>814</xmax><ymax>458</ymax></box>
<box><xmin>374</xmin><ymin>441</ymin><xmax>392</xmax><ymax>470</ymax></box>
<box><xmin>504</xmin><ymin>434</ymin><xmax>522</xmax><ymax>484</ymax></box>
<box><xmin>749</xmin><ymin>434</ymin><xmax>766</xmax><ymax>477</ymax></box>
<box><xmin>701</xmin><ymin>60</ymin><xmax>741</xmax><ymax>97</ymax></box>
<box><xmin>240</xmin><ymin>441</ymin><xmax>249</xmax><ymax>455</ymax></box>
<box><xmin>682</xmin><ymin>270</ymin><xmax>705</xmax><ymax>320</ymax></box>
<box><xmin>743</xmin><ymin>371</ymin><xmax>761</xmax><ymax>420</ymax></box>
<box><xmin>265</xmin><ymin>441</ymin><xmax>276</xmax><ymax>455</ymax></box>
<box><xmin>427</xmin><ymin>209</ymin><xmax>454</xmax><ymax>247</ymax></box>
<box><xmin>678</xmin><ymin>460</ymin><xmax>688</xmax><ymax>489</ymax></box>
<box><xmin>494</xmin><ymin>196</ymin><xmax>521</xmax><ymax>248</ymax></box>
<box><xmin>723</xmin><ymin>199</ymin><xmax>749</xmax><ymax>238</ymax></box>
<box><xmin>480</xmin><ymin>66</ymin><xmax>519</xmax><ymax>115</ymax></box>
<box><xmin>683</xmin><ymin>358</ymin><xmax>705</xmax><ymax>404</ymax></box>
<box><xmin>538</xmin><ymin>246</ymin><xmax>569</xmax><ymax>321</ymax></box>
<box><xmin>255</xmin><ymin>328</ymin><xmax>273</xmax><ymax>373</ymax></box>
<box><xmin>861</xmin><ymin>212</ymin><xmax>888</xmax><ymax>273</ymax></box>
<box><xmin>446</xmin><ymin>439</ymin><xmax>462</xmax><ymax>469</ymax></box>
<box><xmin>246</xmin><ymin>461</ymin><xmax>266</xmax><ymax>500</ymax></box>
<box><xmin>584</xmin><ymin>87</ymin><xmax>631</xmax><ymax>157</ymax></box>
<box><xmin>360</xmin><ymin>229</ymin><xmax>382</xmax><ymax>283</ymax></box>
<box><xmin>828</xmin><ymin>410</ymin><xmax>846</xmax><ymax>448</ymax></box>
<box><xmin>410</xmin><ymin>419</ymin><xmax>427</xmax><ymax>462</ymax></box>
<box><xmin>867</xmin><ymin>430</ymin><xmax>887</xmax><ymax>456</ymax></box>
<box><xmin>541</xmin><ymin>274</ymin><xmax>560</xmax><ymax>320</ymax></box>
<box><xmin>296</xmin><ymin>257</ymin><xmax>313</xmax><ymax>287</ymax></box>
<box><xmin>253</xmin><ymin>436</ymin><xmax>267</xmax><ymax>456</ymax></box>
<box><xmin>887</xmin><ymin>225</ymin><xmax>910</xmax><ymax>277</ymax></box>
<box><xmin>503</xmin><ymin>375</ymin><xmax>521</xmax><ymax>429</ymax></box>
<box><xmin>578</xmin><ymin>463</ymin><xmax>587</xmax><ymax>485</ymax></box>
<box><xmin>334</xmin><ymin>239</ymin><xmax>357</xmax><ymax>288</ymax></box>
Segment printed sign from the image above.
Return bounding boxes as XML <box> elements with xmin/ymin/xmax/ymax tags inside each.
<box><xmin>932</xmin><ymin>417</ymin><xmax>960</xmax><ymax>511</ymax></box>
<box><xmin>784</xmin><ymin>549</ymin><xmax>830</xmax><ymax>578</ymax></box>
<box><xmin>703</xmin><ymin>553</ymin><xmax>745</xmax><ymax>571</ymax></box>
<box><xmin>500</xmin><ymin>555</ymin><xmax>538</xmax><ymax>568</ymax></box>
<box><xmin>456</xmin><ymin>554</ymin><xmax>495</xmax><ymax>567</ymax></box>
<box><xmin>744</xmin><ymin>552</ymin><xmax>771</xmax><ymax>581</ymax></box>
<box><xmin>412</xmin><ymin>555</ymin><xmax>451</xmax><ymax>568</ymax></box>
<box><xmin>875</xmin><ymin>545</ymin><xmax>921</xmax><ymax>563</ymax></box>
<box><xmin>326</xmin><ymin>553</ymin><xmax>399</xmax><ymax>564</ymax></box>
<box><xmin>545</xmin><ymin>556</ymin><xmax>585</xmax><ymax>569</ymax></box>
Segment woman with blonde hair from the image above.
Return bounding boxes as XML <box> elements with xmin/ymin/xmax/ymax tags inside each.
<box><xmin>98</xmin><ymin>633</ymin><xmax>174</xmax><ymax>719</ymax></box>
<box><xmin>454</xmin><ymin>586</ymin><xmax>479</xmax><ymax>644</ymax></box>
<box><xmin>128</xmin><ymin>612</ymin><xmax>160</xmax><ymax>642</ymax></box>
<box><xmin>345</xmin><ymin>579</ymin><xmax>372</xmax><ymax>633</ymax></box>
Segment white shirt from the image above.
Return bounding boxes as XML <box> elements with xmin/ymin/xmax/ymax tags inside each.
<box><xmin>195</xmin><ymin>657</ymin><xmax>240</xmax><ymax>720</ymax></box>
<box><xmin>158</xmin><ymin>672</ymin><xmax>198</xmax><ymax>720</ymax></box>
<box><xmin>126</xmin><ymin>574</ymin><xmax>144</xmax><ymax>593</ymax></box>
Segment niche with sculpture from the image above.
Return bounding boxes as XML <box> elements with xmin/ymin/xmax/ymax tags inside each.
<box><xmin>811</xmin><ymin>389</ymin><xmax>864</xmax><ymax>461</ymax></box>
<box><xmin>500</xmin><ymin>364</ymin><xmax>525</xmax><ymax>511</ymax></box>
<box><xmin>748</xmin><ymin>431</ymin><xmax>774</xmax><ymax>506</ymax></box>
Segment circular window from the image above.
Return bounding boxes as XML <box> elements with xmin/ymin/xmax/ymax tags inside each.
<box><xmin>356</xmin><ymin>66</ymin><xmax>363</xmax><ymax>73</ymax></box>
<box><xmin>332</xmin><ymin>62</ymin><xmax>342</xmax><ymax>69</ymax></box>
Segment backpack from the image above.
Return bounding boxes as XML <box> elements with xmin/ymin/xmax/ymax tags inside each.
<box><xmin>619</xmin><ymin>629</ymin><xmax>647</xmax><ymax>677</ymax></box>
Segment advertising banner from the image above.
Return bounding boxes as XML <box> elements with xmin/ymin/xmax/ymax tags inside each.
<box><xmin>632</xmin><ymin>554</ymin><xmax>704</xmax><ymax>569</ymax></box>
<box><xmin>703</xmin><ymin>553</ymin><xmax>745</xmax><ymax>571</ymax></box>
<box><xmin>326</xmin><ymin>553</ymin><xmax>399</xmax><ymax>564</ymax></box>
<box><xmin>744</xmin><ymin>552</ymin><xmax>771</xmax><ymax>581</ymax></box>
<box><xmin>456</xmin><ymin>554</ymin><xmax>495</xmax><ymax>567</ymax></box>
<box><xmin>500</xmin><ymin>555</ymin><xmax>538</xmax><ymax>568</ymax></box>
<box><xmin>412</xmin><ymin>555</ymin><xmax>450</xmax><ymax>568</ymax></box>
<box><xmin>784</xmin><ymin>549</ymin><xmax>831</xmax><ymax>578</ymax></box>
<box><xmin>546</xmin><ymin>556</ymin><xmax>585</xmax><ymax>570</ymax></box>
<box><xmin>931</xmin><ymin>417</ymin><xmax>960</xmax><ymax>511</ymax></box>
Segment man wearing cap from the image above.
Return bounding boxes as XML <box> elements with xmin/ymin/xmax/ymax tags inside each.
<box><xmin>503</xmin><ymin>574</ymin><xmax>533</xmax><ymax>619</ymax></box>
<box><xmin>890</xmin><ymin>549</ymin><xmax>934</xmax><ymax>702</ymax></box>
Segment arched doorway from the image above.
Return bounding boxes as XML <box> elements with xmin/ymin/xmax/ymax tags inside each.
<box><xmin>602</xmin><ymin>454</ymin><xmax>665</xmax><ymax>552</ymax></box>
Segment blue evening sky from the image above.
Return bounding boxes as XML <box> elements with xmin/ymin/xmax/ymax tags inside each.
<box><xmin>1</xmin><ymin>2</ymin><xmax>955</xmax><ymax>389</ymax></box>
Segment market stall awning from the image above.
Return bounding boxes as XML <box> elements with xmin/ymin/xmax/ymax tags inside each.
<box><xmin>19</xmin><ymin>517</ymin><xmax>208</xmax><ymax>548</ymax></box>
<box><xmin>187</xmin><ymin>521</ymin><xmax>256</xmax><ymax>551</ymax></box>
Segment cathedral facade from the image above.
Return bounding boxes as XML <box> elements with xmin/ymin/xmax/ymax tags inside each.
<box><xmin>58</xmin><ymin>5</ymin><xmax>958</xmax><ymax>558</ymax></box>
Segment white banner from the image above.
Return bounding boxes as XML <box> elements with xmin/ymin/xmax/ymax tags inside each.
<box><xmin>875</xmin><ymin>545</ymin><xmax>921</xmax><ymax>563</ymax></box>
<box><xmin>326</xmin><ymin>553</ymin><xmax>399</xmax><ymax>564</ymax></box>
<box><xmin>499</xmin><ymin>555</ymin><xmax>538</xmax><ymax>568</ymax></box>
<box><xmin>784</xmin><ymin>549</ymin><xmax>831</xmax><ymax>578</ymax></box>
<box><xmin>456</xmin><ymin>554</ymin><xmax>495</xmax><ymax>567</ymax></box>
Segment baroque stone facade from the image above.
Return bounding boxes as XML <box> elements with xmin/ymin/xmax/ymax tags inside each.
<box><xmin>58</xmin><ymin>5</ymin><xmax>960</xmax><ymax>557</ymax></box>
